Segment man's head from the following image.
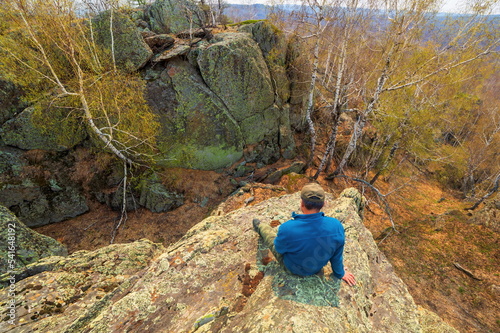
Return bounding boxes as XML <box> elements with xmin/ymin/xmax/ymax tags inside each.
<box><xmin>300</xmin><ymin>183</ymin><xmax>325</xmax><ymax>212</ymax></box>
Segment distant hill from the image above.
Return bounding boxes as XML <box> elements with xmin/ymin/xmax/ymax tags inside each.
<box><xmin>225</xmin><ymin>3</ymin><xmax>499</xmax><ymax>49</ymax></box>
<box><xmin>225</xmin><ymin>3</ymin><xmax>500</xmax><ymax>25</ymax></box>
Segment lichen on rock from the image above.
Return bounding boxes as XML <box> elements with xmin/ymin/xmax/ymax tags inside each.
<box><xmin>0</xmin><ymin>205</ymin><xmax>67</xmax><ymax>273</ymax></box>
<box><xmin>92</xmin><ymin>10</ymin><xmax>153</xmax><ymax>72</ymax></box>
<box><xmin>0</xmin><ymin>188</ymin><xmax>458</xmax><ymax>332</ymax></box>
<box><xmin>0</xmin><ymin>239</ymin><xmax>164</xmax><ymax>332</ymax></box>
<box><xmin>196</xmin><ymin>33</ymin><xmax>276</xmax><ymax>142</ymax></box>
<box><xmin>0</xmin><ymin>107</ymin><xmax>86</xmax><ymax>151</ymax></box>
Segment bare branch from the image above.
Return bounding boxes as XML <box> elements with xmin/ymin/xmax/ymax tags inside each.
<box><xmin>328</xmin><ymin>174</ymin><xmax>398</xmax><ymax>232</ymax></box>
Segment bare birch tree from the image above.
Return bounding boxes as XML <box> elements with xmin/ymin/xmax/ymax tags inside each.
<box><xmin>0</xmin><ymin>0</ymin><xmax>158</xmax><ymax>165</ymax></box>
<box><xmin>328</xmin><ymin>0</ymin><xmax>499</xmax><ymax>177</ymax></box>
<box><xmin>0</xmin><ymin>0</ymin><xmax>160</xmax><ymax>242</ymax></box>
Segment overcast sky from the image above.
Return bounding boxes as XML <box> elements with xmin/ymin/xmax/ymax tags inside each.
<box><xmin>227</xmin><ymin>0</ymin><xmax>500</xmax><ymax>14</ymax></box>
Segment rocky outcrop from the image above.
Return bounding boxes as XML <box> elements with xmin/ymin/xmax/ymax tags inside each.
<box><xmin>2</xmin><ymin>9</ymin><xmax>303</xmax><ymax>171</ymax></box>
<box><xmin>0</xmin><ymin>147</ymin><xmax>88</xmax><ymax>227</ymax></box>
<box><xmin>469</xmin><ymin>195</ymin><xmax>500</xmax><ymax>232</ymax></box>
<box><xmin>196</xmin><ymin>33</ymin><xmax>275</xmax><ymax>137</ymax></box>
<box><xmin>147</xmin><ymin>57</ymin><xmax>246</xmax><ymax>169</ymax></box>
<box><xmin>239</xmin><ymin>21</ymin><xmax>290</xmax><ymax>104</ymax></box>
<box><xmin>0</xmin><ymin>107</ymin><xmax>86</xmax><ymax>151</ymax></box>
<box><xmin>146</xmin><ymin>29</ymin><xmax>297</xmax><ymax>169</ymax></box>
<box><xmin>0</xmin><ymin>239</ymin><xmax>164</xmax><ymax>328</ymax></box>
<box><xmin>93</xmin><ymin>10</ymin><xmax>153</xmax><ymax>72</ymax></box>
<box><xmin>0</xmin><ymin>188</ymin><xmax>458</xmax><ymax>332</ymax></box>
<box><xmin>0</xmin><ymin>205</ymin><xmax>67</xmax><ymax>272</ymax></box>
<box><xmin>142</xmin><ymin>0</ymin><xmax>192</xmax><ymax>34</ymax></box>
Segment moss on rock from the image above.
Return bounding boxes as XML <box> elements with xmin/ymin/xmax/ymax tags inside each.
<box><xmin>92</xmin><ymin>10</ymin><xmax>153</xmax><ymax>72</ymax></box>
<box><xmin>154</xmin><ymin>58</ymin><xmax>245</xmax><ymax>170</ymax></box>
<box><xmin>143</xmin><ymin>0</ymin><xmax>192</xmax><ymax>34</ymax></box>
<box><xmin>239</xmin><ymin>21</ymin><xmax>291</xmax><ymax>104</ymax></box>
<box><xmin>196</xmin><ymin>33</ymin><xmax>275</xmax><ymax>142</ymax></box>
<box><xmin>0</xmin><ymin>205</ymin><xmax>67</xmax><ymax>272</ymax></box>
<box><xmin>0</xmin><ymin>107</ymin><xmax>86</xmax><ymax>151</ymax></box>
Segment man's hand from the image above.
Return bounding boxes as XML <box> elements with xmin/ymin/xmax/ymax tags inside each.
<box><xmin>342</xmin><ymin>270</ymin><xmax>356</xmax><ymax>286</ymax></box>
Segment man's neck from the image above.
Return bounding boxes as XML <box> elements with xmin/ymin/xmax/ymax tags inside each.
<box><xmin>301</xmin><ymin>208</ymin><xmax>321</xmax><ymax>215</ymax></box>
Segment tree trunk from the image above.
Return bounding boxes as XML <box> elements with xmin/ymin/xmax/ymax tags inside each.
<box><xmin>465</xmin><ymin>173</ymin><xmax>500</xmax><ymax>210</ymax></box>
<box><xmin>370</xmin><ymin>141</ymin><xmax>399</xmax><ymax>185</ymax></box>
<box><xmin>305</xmin><ymin>32</ymin><xmax>321</xmax><ymax>167</ymax></box>
<box><xmin>313</xmin><ymin>28</ymin><xmax>349</xmax><ymax>179</ymax></box>
<box><xmin>328</xmin><ymin>111</ymin><xmax>366</xmax><ymax>177</ymax></box>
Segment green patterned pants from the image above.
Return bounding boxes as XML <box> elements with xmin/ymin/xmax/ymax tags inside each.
<box><xmin>257</xmin><ymin>223</ymin><xmax>283</xmax><ymax>264</ymax></box>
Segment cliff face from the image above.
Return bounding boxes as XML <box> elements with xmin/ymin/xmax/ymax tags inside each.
<box><xmin>0</xmin><ymin>188</ymin><xmax>457</xmax><ymax>332</ymax></box>
<box><xmin>0</xmin><ymin>17</ymin><xmax>304</xmax><ymax>224</ymax></box>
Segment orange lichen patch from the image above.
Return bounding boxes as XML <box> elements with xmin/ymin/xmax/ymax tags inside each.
<box><xmin>239</xmin><ymin>263</ymin><xmax>265</xmax><ymax>297</ymax></box>
<box><xmin>219</xmin><ymin>270</ymin><xmax>240</xmax><ymax>295</ymax></box>
<box><xmin>168</xmin><ymin>253</ymin><xmax>186</xmax><ymax>269</ymax></box>
<box><xmin>231</xmin><ymin>295</ymin><xmax>248</xmax><ymax>313</ymax></box>
<box><xmin>261</xmin><ymin>256</ymin><xmax>274</xmax><ymax>266</ymax></box>
<box><xmin>270</xmin><ymin>220</ymin><xmax>281</xmax><ymax>227</ymax></box>
<box><xmin>151</xmin><ymin>290</ymin><xmax>160</xmax><ymax>303</ymax></box>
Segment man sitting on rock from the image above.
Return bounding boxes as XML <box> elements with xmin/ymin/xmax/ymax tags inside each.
<box><xmin>253</xmin><ymin>183</ymin><xmax>356</xmax><ymax>286</ymax></box>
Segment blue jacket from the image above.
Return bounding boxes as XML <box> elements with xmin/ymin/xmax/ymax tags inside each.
<box><xmin>274</xmin><ymin>212</ymin><xmax>345</xmax><ymax>278</ymax></box>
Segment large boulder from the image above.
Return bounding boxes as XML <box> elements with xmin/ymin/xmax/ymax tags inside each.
<box><xmin>148</xmin><ymin>58</ymin><xmax>245</xmax><ymax>169</ymax></box>
<box><xmin>239</xmin><ymin>21</ymin><xmax>291</xmax><ymax>104</ymax></box>
<box><xmin>146</xmin><ymin>32</ymin><xmax>291</xmax><ymax>170</ymax></box>
<box><xmin>0</xmin><ymin>107</ymin><xmax>86</xmax><ymax>151</ymax></box>
<box><xmin>0</xmin><ymin>205</ymin><xmax>67</xmax><ymax>272</ymax></box>
<box><xmin>93</xmin><ymin>10</ymin><xmax>153</xmax><ymax>72</ymax></box>
<box><xmin>0</xmin><ymin>179</ymin><xmax>89</xmax><ymax>228</ymax></box>
<box><xmin>0</xmin><ymin>147</ymin><xmax>89</xmax><ymax>227</ymax></box>
<box><xmin>138</xmin><ymin>173</ymin><xmax>184</xmax><ymax>213</ymax></box>
<box><xmin>286</xmin><ymin>35</ymin><xmax>311</xmax><ymax>130</ymax></box>
<box><xmin>196</xmin><ymin>32</ymin><xmax>276</xmax><ymax>142</ymax></box>
<box><xmin>143</xmin><ymin>0</ymin><xmax>193</xmax><ymax>34</ymax></box>
<box><xmin>469</xmin><ymin>195</ymin><xmax>500</xmax><ymax>232</ymax></box>
<box><xmin>0</xmin><ymin>188</ymin><xmax>458</xmax><ymax>332</ymax></box>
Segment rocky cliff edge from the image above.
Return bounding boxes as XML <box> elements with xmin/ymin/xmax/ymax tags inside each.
<box><xmin>0</xmin><ymin>188</ymin><xmax>458</xmax><ymax>332</ymax></box>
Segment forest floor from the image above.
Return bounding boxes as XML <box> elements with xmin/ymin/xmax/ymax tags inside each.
<box><xmin>35</xmin><ymin>161</ymin><xmax>499</xmax><ymax>333</ymax></box>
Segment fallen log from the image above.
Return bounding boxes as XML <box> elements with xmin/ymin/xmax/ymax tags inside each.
<box><xmin>453</xmin><ymin>262</ymin><xmax>482</xmax><ymax>281</ymax></box>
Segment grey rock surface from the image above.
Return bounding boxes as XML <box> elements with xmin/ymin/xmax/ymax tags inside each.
<box><xmin>147</xmin><ymin>32</ymin><xmax>291</xmax><ymax>170</ymax></box>
<box><xmin>0</xmin><ymin>146</ymin><xmax>89</xmax><ymax>227</ymax></box>
<box><xmin>143</xmin><ymin>0</ymin><xmax>193</xmax><ymax>34</ymax></box>
<box><xmin>93</xmin><ymin>10</ymin><xmax>153</xmax><ymax>72</ymax></box>
<box><xmin>239</xmin><ymin>21</ymin><xmax>291</xmax><ymax>104</ymax></box>
<box><xmin>0</xmin><ymin>107</ymin><xmax>85</xmax><ymax>151</ymax></box>
<box><xmin>0</xmin><ymin>188</ymin><xmax>458</xmax><ymax>332</ymax></box>
<box><xmin>196</xmin><ymin>32</ymin><xmax>276</xmax><ymax>141</ymax></box>
<box><xmin>138</xmin><ymin>174</ymin><xmax>184</xmax><ymax>213</ymax></box>
<box><xmin>0</xmin><ymin>205</ymin><xmax>67</xmax><ymax>273</ymax></box>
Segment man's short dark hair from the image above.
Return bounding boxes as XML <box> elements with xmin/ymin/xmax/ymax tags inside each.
<box><xmin>302</xmin><ymin>199</ymin><xmax>324</xmax><ymax>211</ymax></box>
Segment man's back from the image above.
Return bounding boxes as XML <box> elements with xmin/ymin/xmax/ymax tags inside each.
<box><xmin>274</xmin><ymin>212</ymin><xmax>345</xmax><ymax>277</ymax></box>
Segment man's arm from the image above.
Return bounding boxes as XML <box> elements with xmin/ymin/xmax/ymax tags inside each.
<box><xmin>330</xmin><ymin>243</ymin><xmax>356</xmax><ymax>286</ymax></box>
<box><xmin>329</xmin><ymin>244</ymin><xmax>345</xmax><ymax>279</ymax></box>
